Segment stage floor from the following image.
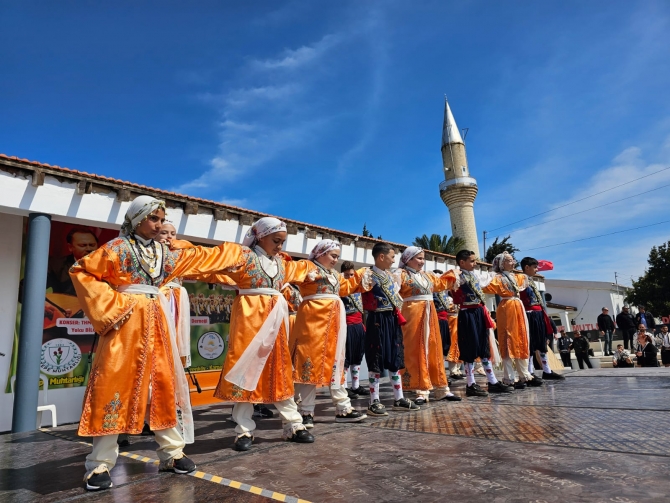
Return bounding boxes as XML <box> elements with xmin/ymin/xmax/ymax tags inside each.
<box><xmin>2</xmin><ymin>368</ymin><xmax>670</xmax><ymax>502</ymax></box>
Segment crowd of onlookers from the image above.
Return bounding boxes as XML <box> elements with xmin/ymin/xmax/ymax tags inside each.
<box><xmin>554</xmin><ymin>305</ymin><xmax>669</xmax><ymax>370</ymax></box>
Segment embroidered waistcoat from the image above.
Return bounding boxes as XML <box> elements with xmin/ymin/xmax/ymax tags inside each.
<box><xmin>342</xmin><ymin>293</ymin><xmax>363</xmax><ymax>315</ymax></box>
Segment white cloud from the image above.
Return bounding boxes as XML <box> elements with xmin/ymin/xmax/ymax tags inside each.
<box><xmin>251</xmin><ymin>34</ymin><xmax>341</xmax><ymax>70</ymax></box>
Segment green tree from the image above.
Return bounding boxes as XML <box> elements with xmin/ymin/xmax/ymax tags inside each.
<box><xmin>626</xmin><ymin>241</ymin><xmax>670</xmax><ymax>317</ymax></box>
<box><xmin>362</xmin><ymin>223</ymin><xmax>373</xmax><ymax>237</ymax></box>
<box><xmin>412</xmin><ymin>233</ymin><xmax>466</xmax><ymax>255</ymax></box>
<box><xmin>485</xmin><ymin>235</ymin><xmax>519</xmax><ymax>263</ymax></box>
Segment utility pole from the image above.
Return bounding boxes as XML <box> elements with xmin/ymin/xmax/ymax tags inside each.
<box><xmin>614</xmin><ymin>272</ymin><xmax>621</xmax><ymax>304</ymax></box>
<box><xmin>482</xmin><ymin>230</ymin><xmax>487</xmax><ymax>259</ymax></box>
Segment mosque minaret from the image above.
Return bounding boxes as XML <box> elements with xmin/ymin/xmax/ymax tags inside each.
<box><xmin>439</xmin><ymin>99</ymin><xmax>481</xmax><ymax>256</ymax></box>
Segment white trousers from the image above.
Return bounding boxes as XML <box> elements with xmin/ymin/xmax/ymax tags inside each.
<box><xmin>294</xmin><ymin>383</ymin><xmax>352</xmax><ymax>415</ymax></box>
<box><xmin>502</xmin><ymin>357</ymin><xmax>533</xmax><ymax>384</ymax></box>
<box><xmin>448</xmin><ymin>362</ymin><xmax>462</xmax><ymax>375</ymax></box>
<box><xmin>416</xmin><ymin>385</ymin><xmax>450</xmax><ymax>400</ymax></box>
<box><xmin>85</xmin><ymin>427</ymin><xmax>185</xmax><ymax>476</ymax></box>
<box><xmin>232</xmin><ymin>398</ymin><xmax>304</xmax><ymax>438</ymax></box>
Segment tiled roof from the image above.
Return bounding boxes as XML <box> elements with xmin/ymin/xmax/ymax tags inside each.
<box><xmin>0</xmin><ymin>153</ymin><xmax>494</xmax><ymax>266</ymax></box>
<box><xmin>547</xmin><ymin>302</ymin><xmax>577</xmax><ymax>311</ymax></box>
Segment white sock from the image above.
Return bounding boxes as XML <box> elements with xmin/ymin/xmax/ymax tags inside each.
<box><xmin>369</xmin><ymin>372</ymin><xmax>380</xmax><ymax>403</ymax></box>
<box><xmin>528</xmin><ymin>358</ymin><xmax>535</xmax><ymax>374</ymax></box>
<box><xmin>351</xmin><ymin>365</ymin><xmax>361</xmax><ymax>390</ymax></box>
<box><xmin>540</xmin><ymin>353</ymin><xmax>552</xmax><ymax>373</ymax></box>
<box><xmin>344</xmin><ymin>367</ymin><xmax>349</xmax><ymax>389</ymax></box>
<box><xmin>464</xmin><ymin>362</ymin><xmax>476</xmax><ymax>386</ymax></box>
<box><xmin>481</xmin><ymin>358</ymin><xmax>498</xmax><ymax>384</ymax></box>
<box><xmin>390</xmin><ymin>371</ymin><xmax>404</xmax><ymax>400</ymax></box>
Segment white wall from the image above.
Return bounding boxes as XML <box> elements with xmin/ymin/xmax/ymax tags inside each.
<box><xmin>545</xmin><ymin>284</ymin><xmax>630</xmax><ymax>332</ymax></box>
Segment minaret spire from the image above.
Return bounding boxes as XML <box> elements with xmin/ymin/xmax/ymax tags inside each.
<box><xmin>439</xmin><ymin>99</ymin><xmax>480</xmax><ymax>256</ymax></box>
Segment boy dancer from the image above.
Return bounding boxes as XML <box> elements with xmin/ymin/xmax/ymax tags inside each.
<box><xmin>452</xmin><ymin>250</ymin><xmax>513</xmax><ymax>397</ymax></box>
<box><xmin>363</xmin><ymin>243</ymin><xmax>419</xmax><ymax>416</ymax></box>
<box><xmin>520</xmin><ymin>257</ymin><xmax>565</xmax><ymax>380</ymax></box>
<box><xmin>341</xmin><ymin>261</ymin><xmax>370</xmax><ymax>399</ymax></box>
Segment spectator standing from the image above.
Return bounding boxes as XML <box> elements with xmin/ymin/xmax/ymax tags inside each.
<box><xmin>635</xmin><ymin>306</ymin><xmax>656</xmax><ymax>331</ymax></box>
<box><xmin>556</xmin><ymin>329</ymin><xmax>573</xmax><ymax>368</ymax></box>
<box><xmin>612</xmin><ymin>345</ymin><xmax>633</xmax><ymax>368</ymax></box>
<box><xmin>616</xmin><ymin>306</ymin><xmax>637</xmax><ymax>351</ymax></box>
<box><xmin>571</xmin><ymin>331</ymin><xmax>592</xmax><ymax>369</ymax></box>
<box><xmin>635</xmin><ymin>327</ymin><xmax>658</xmax><ymax>367</ymax></box>
<box><xmin>596</xmin><ymin>307</ymin><xmax>615</xmax><ymax>356</ymax></box>
<box><xmin>660</xmin><ymin>326</ymin><xmax>670</xmax><ymax>367</ymax></box>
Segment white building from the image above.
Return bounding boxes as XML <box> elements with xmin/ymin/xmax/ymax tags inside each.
<box><xmin>0</xmin><ymin>153</ymin><xmax>530</xmax><ymax>432</ymax></box>
<box><xmin>543</xmin><ymin>279</ymin><xmax>635</xmax><ymax>332</ymax></box>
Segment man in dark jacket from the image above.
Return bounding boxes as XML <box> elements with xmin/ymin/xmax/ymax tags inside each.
<box><xmin>616</xmin><ymin>306</ymin><xmax>637</xmax><ymax>350</ymax></box>
<box><xmin>570</xmin><ymin>331</ymin><xmax>592</xmax><ymax>369</ymax></box>
<box><xmin>635</xmin><ymin>306</ymin><xmax>656</xmax><ymax>331</ymax></box>
<box><xmin>596</xmin><ymin>307</ymin><xmax>615</xmax><ymax>356</ymax></box>
<box><xmin>556</xmin><ymin>329</ymin><xmax>573</xmax><ymax>368</ymax></box>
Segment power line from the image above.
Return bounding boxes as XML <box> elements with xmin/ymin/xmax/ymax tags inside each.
<box><xmin>487</xmin><ymin>165</ymin><xmax>670</xmax><ymax>233</ymax></box>
<box><xmin>521</xmin><ymin>219</ymin><xmax>670</xmax><ymax>251</ymax></box>
<box><xmin>500</xmin><ymin>181</ymin><xmax>670</xmax><ymax>236</ymax></box>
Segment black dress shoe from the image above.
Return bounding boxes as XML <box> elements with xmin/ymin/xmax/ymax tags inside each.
<box><xmin>542</xmin><ymin>371</ymin><xmax>565</xmax><ymax>381</ymax></box>
<box><xmin>85</xmin><ymin>467</ymin><xmax>113</xmax><ymax>491</ymax></box>
<box><xmin>287</xmin><ymin>429</ymin><xmax>314</xmax><ymax>443</ymax></box>
<box><xmin>488</xmin><ymin>382</ymin><xmax>514</xmax><ymax>393</ymax></box>
<box><xmin>159</xmin><ymin>455</ymin><xmax>197</xmax><ymax>474</ymax></box>
<box><xmin>414</xmin><ymin>397</ymin><xmax>428</xmax><ymax>406</ymax></box>
<box><xmin>347</xmin><ymin>388</ymin><xmax>358</xmax><ymax>400</ymax></box>
<box><xmin>353</xmin><ymin>386</ymin><xmax>370</xmax><ymax>396</ymax></box>
<box><xmin>514</xmin><ymin>381</ymin><xmax>527</xmax><ymax>390</ymax></box>
<box><xmin>335</xmin><ymin>410</ymin><xmax>367</xmax><ymax>423</ymax></box>
<box><xmin>466</xmin><ymin>384</ymin><xmax>488</xmax><ymax>397</ymax></box>
<box><xmin>301</xmin><ymin>414</ymin><xmax>314</xmax><ymax>429</ymax></box>
<box><xmin>443</xmin><ymin>394</ymin><xmax>462</xmax><ymax>401</ymax></box>
<box><xmin>450</xmin><ymin>374</ymin><xmax>465</xmax><ymax>380</ymax></box>
<box><xmin>234</xmin><ymin>435</ymin><xmax>253</xmax><ymax>451</ymax></box>
<box><xmin>526</xmin><ymin>378</ymin><xmax>544</xmax><ymax>387</ymax></box>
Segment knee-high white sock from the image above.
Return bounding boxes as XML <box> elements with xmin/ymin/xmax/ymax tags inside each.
<box><xmin>481</xmin><ymin>358</ymin><xmax>498</xmax><ymax>384</ymax></box>
<box><xmin>464</xmin><ymin>362</ymin><xmax>476</xmax><ymax>386</ymax></box>
<box><xmin>344</xmin><ymin>367</ymin><xmax>349</xmax><ymax>389</ymax></box>
<box><xmin>369</xmin><ymin>372</ymin><xmax>381</xmax><ymax>403</ymax></box>
<box><xmin>540</xmin><ymin>353</ymin><xmax>552</xmax><ymax>373</ymax></box>
<box><xmin>528</xmin><ymin>357</ymin><xmax>535</xmax><ymax>374</ymax></box>
<box><xmin>390</xmin><ymin>371</ymin><xmax>404</xmax><ymax>400</ymax></box>
<box><xmin>351</xmin><ymin>365</ymin><xmax>361</xmax><ymax>390</ymax></box>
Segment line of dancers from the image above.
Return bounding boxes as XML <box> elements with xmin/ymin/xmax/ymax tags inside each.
<box><xmin>69</xmin><ymin>197</ymin><xmax>563</xmax><ymax>491</ymax></box>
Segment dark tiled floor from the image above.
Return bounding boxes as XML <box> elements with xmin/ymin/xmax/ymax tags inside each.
<box><xmin>2</xmin><ymin>369</ymin><xmax>670</xmax><ymax>502</ymax></box>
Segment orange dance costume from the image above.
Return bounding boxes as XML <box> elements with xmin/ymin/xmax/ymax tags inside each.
<box><xmin>290</xmin><ymin>240</ymin><xmax>372</xmax><ymax>420</ymax></box>
<box><xmin>397</xmin><ymin>248</ymin><xmax>458</xmax><ymax>401</ymax></box>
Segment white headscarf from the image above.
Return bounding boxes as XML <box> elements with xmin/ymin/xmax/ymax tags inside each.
<box><xmin>399</xmin><ymin>246</ymin><xmax>423</xmax><ymax>269</ymax></box>
<box><xmin>242</xmin><ymin>217</ymin><xmax>287</xmax><ymax>247</ymax></box>
<box><xmin>492</xmin><ymin>251</ymin><xmax>515</xmax><ymax>273</ymax></box>
<box><xmin>308</xmin><ymin>239</ymin><xmax>341</xmax><ymax>261</ymax></box>
<box><xmin>120</xmin><ymin>195</ymin><xmax>166</xmax><ymax>236</ymax></box>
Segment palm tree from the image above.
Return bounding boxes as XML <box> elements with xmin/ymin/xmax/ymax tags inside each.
<box><xmin>412</xmin><ymin>234</ymin><xmax>466</xmax><ymax>255</ymax></box>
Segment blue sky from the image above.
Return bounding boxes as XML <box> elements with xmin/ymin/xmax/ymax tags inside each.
<box><xmin>1</xmin><ymin>1</ymin><xmax>669</xmax><ymax>284</ymax></box>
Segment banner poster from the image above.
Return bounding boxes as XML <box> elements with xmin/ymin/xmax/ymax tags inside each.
<box><xmin>6</xmin><ymin>221</ymin><xmax>234</xmax><ymax>393</ymax></box>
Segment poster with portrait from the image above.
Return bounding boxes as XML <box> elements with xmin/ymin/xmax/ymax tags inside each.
<box><xmin>6</xmin><ymin>221</ymin><xmax>119</xmax><ymax>392</ymax></box>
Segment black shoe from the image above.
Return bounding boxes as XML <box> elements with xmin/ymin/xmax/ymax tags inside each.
<box><xmin>301</xmin><ymin>414</ymin><xmax>314</xmax><ymax>429</ymax></box>
<box><xmin>488</xmin><ymin>382</ymin><xmax>514</xmax><ymax>393</ymax></box>
<box><xmin>253</xmin><ymin>404</ymin><xmax>275</xmax><ymax>418</ymax></box>
<box><xmin>85</xmin><ymin>468</ymin><xmax>112</xmax><ymax>491</ymax></box>
<box><xmin>393</xmin><ymin>398</ymin><xmax>420</xmax><ymax>411</ymax></box>
<box><xmin>466</xmin><ymin>384</ymin><xmax>488</xmax><ymax>397</ymax></box>
<box><xmin>527</xmin><ymin>377</ymin><xmax>544</xmax><ymax>387</ymax></box>
<box><xmin>367</xmin><ymin>399</ymin><xmax>388</xmax><ymax>416</ymax></box>
<box><xmin>159</xmin><ymin>455</ymin><xmax>197</xmax><ymax>474</ymax></box>
<box><xmin>141</xmin><ymin>422</ymin><xmax>154</xmax><ymax>436</ymax></box>
<box><xmin>335</xmin><ymin>410</ymin><xmax>367</xmax><ymax>423</ymax></box>
<box><xmin>514</xmin><ymin>381</ymin><xmax>527</xmax><ymax>390</ymax></box>
<box><xmin>450</xmin><ymin>374</ymin><xmax>465</xmax><ymax>380</ymax></box>
<box><xmin>353</xmin><ymin>386</ymin><xmax>370</xmax><ymax>396</ymax></box>
<box><xmin>117</xmin><ymin>434</ymin><xmax>130</xmax><ymax>447</ymax></box>
<box><xmin>414</xmin><ymin>397</ymin><xmax>428</xmax><ymax>406</ymax></box>
<box><xmin>286</xmin><ymin>429</ymin><xmax>314</xmax><ymax>443</ymax></box>
<box><xmin>443</xmin><ymin>394</ymin><xmax>462</xmax><ymax>402</ymax></box>
<box><xmin>234</xmin><ymin>435</ymin><xmax>254</xmax><ymax>451</ymax></box>
<box><xmin>542</xmin><ymin>371</ymin><xmax>565</xmax><ymax>381</ymax></box>
<box><xmin>347</xmin><ymin>388</ymin><xmax>359</xmax><ymax>400</ymax></box>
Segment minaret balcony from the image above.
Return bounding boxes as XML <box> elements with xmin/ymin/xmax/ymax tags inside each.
<box><xmin>439</xmin><ymin>177</ymin><xmax>478</xmax><ymax>192</ymax></box>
